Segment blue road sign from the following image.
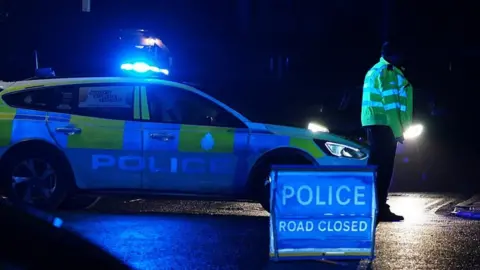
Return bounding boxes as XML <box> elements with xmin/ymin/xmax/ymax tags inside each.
<box><xmin>269</xmin><ymin>166</ymin><xmax>377</xmax><ymax>261</ymax></box>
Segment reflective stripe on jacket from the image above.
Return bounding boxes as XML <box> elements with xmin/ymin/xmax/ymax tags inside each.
<box><xmin>361</xmin><ymin>57</ymin><xmax>413</xmax><ymax>138</ymax></box>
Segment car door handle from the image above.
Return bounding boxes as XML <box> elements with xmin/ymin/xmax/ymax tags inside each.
<box><xmin>149</xmin><ymin>133</ymin><xmax>175</xmax><ymax>141</ymax></box>
<box><xmin>55</xmin><ymin>127</ymin><xmax>82</xmax><ymax>135</ymax></box>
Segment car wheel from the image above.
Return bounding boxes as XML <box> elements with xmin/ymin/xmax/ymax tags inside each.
<box><xmin>60</xmin><ymin>196</ymin><xmax>101</xmax><ymax>210</ymax></box>
<box><xmin>260</xmin><ymin>175</ymin><xmax>272</xmax><ymax>212</ymax></box>
<box><xmin>1</xmin><ymin>150</ymin><xmax>72</xmax><ymax>210</ymax></box>
<box><xmin>252</xmin><ymin>154</ymin><xmax>314</xmax><ymax>213</ymax></box>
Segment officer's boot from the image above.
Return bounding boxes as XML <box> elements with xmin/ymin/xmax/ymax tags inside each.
<box><xmin>378</xmin><ymin>204</ymin><xmax>404</xmax><ymax>222</ymax></box>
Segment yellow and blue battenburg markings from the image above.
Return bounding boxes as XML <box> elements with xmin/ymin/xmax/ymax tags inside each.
<box><xmin>289</xmin><ymin>137</ymin><xmax>324</xmax><ymax>159</ymax></box>
<box><xmin>11</xmin><ymin>109</ymin><xmax>53</xmax><ymax>144</ymax></box>
<box><xmin>139</xmin><ymin>86</ymin><xmax>150</xmax><ymax>120</ymax></box>
<box><xmin>0</xmin><ymin>105</ymin><xmax>16</xmax><ymax>147</ymax></box>
<box><xmin>0</xmin><ymin>78</ymin><xmax>326</xmax><ymax>189</ymax></box>
<box><xmin>47</xmin><ymin>112</ymin><xmax>142</xmax><ymax>151</ymax></box>
<box><xmin>141</xmin><ymin>122</ymin><xmax>242</xmax><ymax>155</ymax></box>
<box><xmin>178</xmin><ymin>125</ymin><xmax>235</xmax><ymax>153</ymax></box>
<box><xmin>69</xmin><ymin>116</ymin><xmax>124</xmax><ymax>150</ymax></box>
<box><xmin>0</xmin><ymin>77</ymin><xmax>140</xmax><ymax>96</ymax></box>
<box><xmin>0</xmin><ymin>107</ymin><xmax>58</xmax><ymax>146</ymax></box>
<box><xmin>250</xmin><ymin>133</ymin><xmax>324</xmax><ymax>159</ymax></box>
<box><xmin>138</xmin><ymin>84</ymin><xmax>243</xmax><ymax>154</ymax></box>
<box><xmin>133</xmin><ymin>86</ymin><xmax>141</xmax><ymax>120</ymax></box>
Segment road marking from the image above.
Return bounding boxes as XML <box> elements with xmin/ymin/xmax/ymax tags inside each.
<box><xmin>430</xmin><ymin>199</ymin><xmax>455</xmax><ymax>214</ymax></box>
<box><xmin>424</xmin><ymin>198</ymin><xmax>443</xmax><ymax>210</ymax></box>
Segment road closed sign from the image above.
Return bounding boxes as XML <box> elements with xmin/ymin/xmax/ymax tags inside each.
<box><xmin>269</xmin><ymin>166</ymin><xmax>377</xmax><ymax>261</ymax></box>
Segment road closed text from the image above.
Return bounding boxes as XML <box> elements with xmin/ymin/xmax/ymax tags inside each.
<box><xmin>278</xmin><ymin>220</ymin><xmax>369</xmax><ymax>233</ymax></box>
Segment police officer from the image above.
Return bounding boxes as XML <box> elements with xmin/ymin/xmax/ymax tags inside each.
<box><xmin>361</xmin><ymin>41</ymin><xmax>413</xmax><ymax>222</ymax></box>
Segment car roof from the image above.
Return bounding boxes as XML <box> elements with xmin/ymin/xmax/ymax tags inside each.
<box><xmin>1</xmin><ymin>77</ymin><xmax>195</xmax><ymax>94</ymax></box>
<box><xmin>0</xmin><ymin>77</ymin><xmax>251</xmax><ymax>123</ymax></box>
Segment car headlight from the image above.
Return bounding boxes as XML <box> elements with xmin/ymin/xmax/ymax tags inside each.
<box><xmin>314</xmin><ymin>140</ymin><xmax>367</xmax><ymax>159</ymax></box>
<box><xmin>308</xmin><ymin>122</ymin><xmax>329</xmax><ymax>133</ymax></box>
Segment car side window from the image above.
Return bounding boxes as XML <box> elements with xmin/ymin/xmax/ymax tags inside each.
<box><xmin>145</xmin><ymin>85</ymin><xmax>246</xmax><ymax>128</ymax></box>
<box><xmin>74</xmin><ymin>84</ymin><xmax>135</xmax><ymax>121</ymax></box>
<box><xmin>2</xmin><ymin>87</ymin><xmax>69</xmax><ymax>112</ymax></box>
<box><xmin>2</xmin><ymin>84</ymin><xmax>135</xmax><ymax>121</ymax></box>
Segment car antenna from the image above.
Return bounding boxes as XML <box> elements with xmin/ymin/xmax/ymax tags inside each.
<box><xmin>34</xmin><ymin>50</ymin><xmax>39</xmax><ymax>71</ymax></box>
<box><xmin>21</xmin><ymin>50</ymin><xmax>40</xmax><ymax>80</ymax></box>
<box><xmin>23</xmin><ymin>50</ymin><xmax>56</xmax><ymax>80</ymax></box>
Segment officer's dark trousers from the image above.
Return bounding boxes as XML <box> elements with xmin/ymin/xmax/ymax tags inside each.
<box><xmin>365</xmin><ymin>125</ymin><xmax>397</xmax><ymax>212</ymax></box>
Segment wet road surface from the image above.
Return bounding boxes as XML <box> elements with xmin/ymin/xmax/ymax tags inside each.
<box><xmin>59</xmin><ymin>193</ymin><xmax>480</xmax><ymax>270</ymax></box>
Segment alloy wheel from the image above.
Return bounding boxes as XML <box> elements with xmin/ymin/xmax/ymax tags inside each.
<box><xmin>11</xmin><ymin>158</ymin><xmax>57</xmax><ymax>205</ymax></box>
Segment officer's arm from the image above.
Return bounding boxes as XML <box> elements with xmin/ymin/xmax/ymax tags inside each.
<box><xmin>397</xmin><ymin>74</ymin><xmax>412</xmax><ymax>129</ymax></box>
<box><xmin>378</xmin><ymin>67</ymin><xmax>404</xmax><ymax>138</ymax></box>
<box><xmin>405</xmin><ymin>84</ymin><xmax>413</xmax><ymax>127</ymax></box>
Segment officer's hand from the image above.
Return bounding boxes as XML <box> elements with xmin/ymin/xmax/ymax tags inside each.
<box><xmin>396</xmin><ymin>136</ymin><xmax>404</xmax><ymax>144</ymax></box>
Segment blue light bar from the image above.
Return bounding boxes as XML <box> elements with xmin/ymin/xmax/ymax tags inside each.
<box><xmin>35</xmin><ymin>68</ymin><xmax>56</xmax><ymax>78</ymax></box>
<box><xmin>121</xmin><ymin>62</ymin><xmax>169</xmax><ymax>76</ymax></box>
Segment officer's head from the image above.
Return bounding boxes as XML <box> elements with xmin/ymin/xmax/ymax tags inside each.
<box><xmin>381</xmin><ymin>40</ymin><xmax>405</xmax><ymax>67</ymax></box>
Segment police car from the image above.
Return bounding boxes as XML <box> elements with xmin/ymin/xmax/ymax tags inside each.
<box><xmin>0</xmin><ymin>73</ymin><xmax>369</xmax><ymax>211</ymax></box>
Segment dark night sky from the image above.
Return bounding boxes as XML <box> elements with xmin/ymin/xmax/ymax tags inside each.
<box><xmin>0</xmin><ymin>0</ymin><xmax>476</xmax><ymax>128</ymax></box>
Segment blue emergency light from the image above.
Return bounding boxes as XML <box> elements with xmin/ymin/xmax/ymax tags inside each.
<box><xmin>24</xmin><ymin>67</ymin><xmax>56</xmax><ymax>80</ymax></box>
<box><xmin>35</xmin><ymin>68</ymin><xmax>56</xmax><ymax>78</ymax></box>
<box><xmin>120</xmin><ymin>62</ymin><xmax>169</xmax><ymax>76</ymax></box>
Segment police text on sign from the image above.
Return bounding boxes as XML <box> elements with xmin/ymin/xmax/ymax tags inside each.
<box><xmin>282</xmin><ymin>185</ymin><xmax>366</xmax><ymax>206</ymax></box>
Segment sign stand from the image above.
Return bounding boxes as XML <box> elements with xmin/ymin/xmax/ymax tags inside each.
<box><xmin>269</xmin><ymin>166</ymin><xmax>377</xmax><ymax>263</ymax></box>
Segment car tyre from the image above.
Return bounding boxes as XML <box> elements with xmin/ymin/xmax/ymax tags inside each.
<box><xmin>260</xmin><ymin>177</ymin><xmax>272</xmax><ymax>212</ymax></box>
<box><xmin>252</xmin><ymin>154</ymin><xmax>313</xmax><ymax>213</ymax></box>
<box><xmin>0</xmin><ymin>149</ymin><xmax>73</xmax><ymax>210</ymax></box>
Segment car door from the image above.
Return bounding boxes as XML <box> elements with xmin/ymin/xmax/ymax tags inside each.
<box><xmin>44</xmin><ymin>83</ymin><xmax>143</xmax><ymax>189</ymax></box>
<box><xmin>140</xmin><ymin>83</ymin><xmax>250</xmax><ymax>195</ymax></box>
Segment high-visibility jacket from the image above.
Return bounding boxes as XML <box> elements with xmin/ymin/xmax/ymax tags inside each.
<box><xmin>361</xmin><ymin>57</ymin><xmax>413</xmax><ymax>138</ymax></box>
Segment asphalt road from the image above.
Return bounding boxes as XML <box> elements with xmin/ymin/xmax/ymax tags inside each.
<box><xmin>58</xmin><ymin>193</ymin><xmax>480</xmax><ymax>270</ymax></box>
